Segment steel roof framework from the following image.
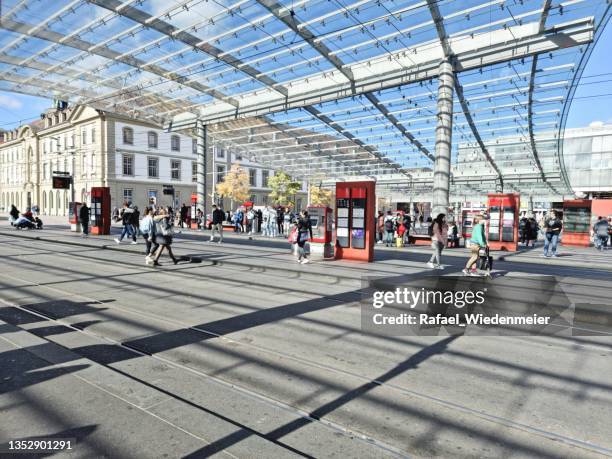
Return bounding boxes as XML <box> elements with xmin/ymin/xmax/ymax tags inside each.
<box><xmin>0</xmin><ymin>0</ymin><xmax>609</xmax><ymax>196</ymax></box>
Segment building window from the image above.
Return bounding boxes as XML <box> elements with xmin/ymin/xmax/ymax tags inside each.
<box><xmin>217</xmin><ymin>147</ymin><xmax>224</xmax><ymax>158</ymax></box>
<box><xmin>123</xmin><ymin>188</ymin><xmax>133</xmax><ymax>203</ymax></box>
<box><xmin>148</xmin><ymin>131</ymin><xmax>158</xmax><ymax>149</ymax></box>
<box><xmin>171</xmin><ymin>135</ymin><xmax>180</xmax><ymax>151</ymax></box>
<box><xmin>91</xmin><ymin>127</ymin><xmax>96</xmax><ymax>144</ymax></box>
<box><xmin>122</xmin><ymin>154</ymin><xmax>134</xmax><ymax>176</ymax></box>
<box><xmin>216</xmin><ymin>165</ymin><xmax>225</xmax><ymax>183</ymax></box>
<box><xmin>82</xmin><ymin>129</ymin><xmax>87</xmax><ymax>145</ymax></box>
<box><xmin>192</xmin><ymin>138</ymin><xmax>197</xmax><ymax>154</ymax></box>
<box><xmin>262</xmin><ymin>170</ymin><xmax>269</xmax><ymax>187</ymax></box>
<box><xmin>192</xmin><ymin>161</ymin><xmax>197</xmax><ymax>182</ymax></box>
<box><xmin>250</xmin><ymin>194</ymin><xmax>256</xmax><ymax>204</ymax></box>
<box><xmin>123</xmin><ymin>127</ymin><xmax>134</xmax><ymax>145</ymax></box>
<box><xmin>249</xmin><ymin>168</ymin><xmax>256</xmax><ymax>186</ymax></box>
<box><xmin>91</xmin><ymin>154</ymin><xmax>96</xmax><ymax>176</ymax></box>
<box><xmin>148</xmin><ymin>157</ymin><xmax>159</xmax><ymax>178</ymax></box>
<box><xmin>235</xmin><ymin>154</ymin><xmax>243</xmax><ymax>161</ymax></box>
<box><xmin>171</xmin><ymin>159</ymin><xmax>181</xmax><ymax>180</ymax></box>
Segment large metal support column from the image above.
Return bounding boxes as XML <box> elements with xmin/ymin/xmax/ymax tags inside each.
<box><xmin>432</xmin><ymin>60</ymin><xmax>454</xmax><ymax>217</ymax></box>
<box><xmin>196</xmin><ymin>120</ymin><xmax>207</xmax><ymax>217</ymax></box>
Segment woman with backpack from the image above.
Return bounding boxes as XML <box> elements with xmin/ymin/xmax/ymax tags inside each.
<box><xmin>427</xmin><ymin>213</ymin><xmax>448</xmax><ymax>269</ymax></box>
<box><xmin>152</xmin><ymin>208</ymin><xmax>178</xmax><ymax>266</ymax></box>
<box><xmin>463</xmin><ymin>215</ymin><xmax>488</xmax><ymax>275</ymax></box>
<box><xmin>141</xmin><ymin>207</ymin><xmax>158</xmax><ymax>265</ymax></box>
<box><xmin>296</xmin><ymin>210</ymin><xmax>313</xmax><ymax>264</ymax></box>
<box><xmin>383</xmin><ymin>211</ymin><xmax>395</xmax><ymax>247</ymax></box>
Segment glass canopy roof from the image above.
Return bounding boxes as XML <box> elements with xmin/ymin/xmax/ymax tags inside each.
<box><xmin>0</xmin><ymin>0</ymin><xmax>610</xmax><ymax>196</ymax></box>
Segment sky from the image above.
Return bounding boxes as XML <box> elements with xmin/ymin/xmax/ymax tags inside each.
<box><xmin>1</xmin><ymin>17</ymin><xmax>611</xmax><ymax>132</ymax></box>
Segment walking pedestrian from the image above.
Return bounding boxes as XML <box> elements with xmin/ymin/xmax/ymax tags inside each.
<box><xmin>427</xmin><ymin>213</ymin><xmax>448</xmax><ymax>269</ymax></box>
<box><xmin>210</xmin><ymin>204</ymin><xmax>224</xmax><ymax>243</ymax></box>
<box><xmin>79</xmin><ymin>202</ymin><xmax>90</xmax><ymax>237</ymax></box>
<box><xmin>141</xmin><ymin>207</ymin><xmax>159</xmax><ymax>265</ymax></box>
<box><xmin>543</xmin><ymin>210</ymin><xmax>562</xmax><ymax>257</ymax></box>
<box><xmin>277</xmin><ymin>207</ymin><xmax>284</xmax><ymax>235</ymax></box>
<box><xmin>9</xmin><ymin>204</ymin><xmax>19</xmax><ymax>225</ymax></box>
<box><xmin>114</xmin><ymin>202</ymin><xmax>137</xmax><ymax>244</ymax></box>
<box><xmin>402</xmin><ymin>212</ymin><xmax>411</xmax><ymax>245</ymax></box>
<box><xmin>383</xmin><ymin>211</ymin><xmax>394</xmax><ymax>247</ymax></box>
<box><xmin>376</xmin><ymin>211</ymin><xmax>384</xmax><ymax>244</ymax></box>
<box><xmin>283</xmin><ymin>208</ymin><xmax>291</xmax><ymax>235</ymax></box>
<box><xmin>593</xmin><ymin>216</ymin><xmax>609</xmax><ymax>251</ymax></box>
<box><xmin>463</xmin><ymin>215</ymin><xmax>487</xmax><ymax>275</ymax></box>
<box><xmin>296</xmin><ymin>210</ymin><xmax>313</xmax><ymax>264</ymax></box>
<box><xmin>180</xmin><ymin>203</ymin><xmax>188</xmax><ymax>228</ymax></box>
<box><xmin>152</xmin><ymin>208</ymin><xmax>178</xmax><ymax>266</ymax></box>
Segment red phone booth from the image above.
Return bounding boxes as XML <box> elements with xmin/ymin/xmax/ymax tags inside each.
<box><xmin>487</xmin><ymin>193</ymin><xmax>520</xmax><ymax>251</ymax></box>
<box><xmin>190</xmin><ymin>194</ymin><xmax>198</xmax><ymax>229</ymax></box>
<box><xmin>68</xmin><ymin>201</ymin><xmax>82</xmax><ymax>232</ymax></box>
<box><xmin>335</xmin><ymin>181</ymin><xmax>376</xmax><ymax>262</ymax></box>
<box><xmin>562</xmin><ymin>199</ymin><xmax>592</xmax><ymax>247</ymax></box>
<box><xmin>90</xmin><ymin>187</ymin><xmax>111</xmax><ymax>235</ymax></box>
<box><xmin>307</xmin><ymin>205</ymin><xmax>333</xmax><ymax>259</ymax></box>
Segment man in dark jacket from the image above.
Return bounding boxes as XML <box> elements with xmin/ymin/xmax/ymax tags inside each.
<box><xmin>543</xmin><ymin>211</ymin><xmax>562</xmax><ymax>257</ymax></box>
<box><xmin>210</xmin><ymin>204</ymin><xmax>224</xmax><ymax>243</ymax></box>
<box><xmin>79</xmin><ymin>203</ymin><xmax>90</xmax><ymax>237</ymax></box>
<box><xmin>115</xmin><ymin>201</ymin><xmax>137</xmax><ymax>244</ymax></box>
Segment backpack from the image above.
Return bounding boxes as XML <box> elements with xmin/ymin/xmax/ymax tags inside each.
<box><xmin>158</xmin><ymin>218</ymin><xmax>174</xmax><ymax>237</ymax></box>
<box><xmin>428</xmin><ymin>223</ymin><xmax>434</xmax><ymax>237</ymax></box>
<box><xmin>384</xmin><ymin>219</ymin><xmax>394</xmax><ymax>231</ymax></box>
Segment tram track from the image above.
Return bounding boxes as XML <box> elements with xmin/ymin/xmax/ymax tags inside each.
<box><xmin>1</xmin><ymin>257</ymin><xmax>612</xmax><ymax>458</ymax></box>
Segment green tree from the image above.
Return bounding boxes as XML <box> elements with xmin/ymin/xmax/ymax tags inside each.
<box><xmin>268</xmin><ymin>171</ymin><xmax>302</xmax><ymax>206</ymax></box>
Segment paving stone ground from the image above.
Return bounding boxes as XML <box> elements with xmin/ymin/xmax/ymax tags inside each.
<box><xmin>1</xmin><ymin>218</ymin><xmax>611</xmax><ymax>458</ymax></box>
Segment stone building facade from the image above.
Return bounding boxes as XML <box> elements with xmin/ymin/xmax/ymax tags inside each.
<box><xmin>0</xmin><ymin>104</ymin><xmax>307</xmax><ymax>215</ymax></box>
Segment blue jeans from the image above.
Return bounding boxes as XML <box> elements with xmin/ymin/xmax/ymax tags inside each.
<box><xmin>119</xmin><ymin>224</ymin><xmax>136</xmax><ymax>242</ymax></box>
<box><xmin>385</xmin><ymin>230</ymin><xmax>394</xmax><ymax>246</ymax></box>
<box><xmin>595</xmin><ymin>235</ymin><xmax>608</xmax><ymax>250</ymax></box>
<box><xmin>544</xmin><ymin>233</ymin><xmax>559</xmax><ymax>256</ymax></box>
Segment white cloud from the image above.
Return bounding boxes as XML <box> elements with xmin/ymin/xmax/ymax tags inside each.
<box><xmin>0</xmin><ymin>94</ymin><xmax>23</xmax><ymax>110</ymax></box>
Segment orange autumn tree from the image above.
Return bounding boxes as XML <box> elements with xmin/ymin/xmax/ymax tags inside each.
<box><xmin>216</xmin><ymin>163</ymin><xmax>250</xmax><ymax>209</ymax></box>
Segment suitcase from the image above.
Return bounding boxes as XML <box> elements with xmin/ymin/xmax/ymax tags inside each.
<box><xmin>477</xmin><ymin>247</ymin><xmax>493</xmax><ymax>272</ymax></box>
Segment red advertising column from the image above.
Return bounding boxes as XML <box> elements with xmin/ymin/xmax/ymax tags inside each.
<box><xmin>562</xmin><ymin>199</ymin><xmax>592</xmax><ymax>247</ymax></box>
<box><xmin>486</xmin><ymin>193</ymin><xmax>519</xmax><ymax>251</ymax></box>
<box><xmin>90</xmin><ymin>187</ymin><xmax>111</xmax><ymax>235</ymax></box>
<box><xmin>190</xmin><ymin>193</ymin><xmax>198</xmax><ymax>229</ymax></box>
<box><xmin>335</xmin><ymin>181</ymin><xmax>375</xmax><ymax>262</ymax></box>
<box><xmin>68</xmin><ymin>202</ymin><xmax>82</xmax><ymax>232</ymax></box>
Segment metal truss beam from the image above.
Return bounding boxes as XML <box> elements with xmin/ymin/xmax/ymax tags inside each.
<box><xmin>87</xmin><ymin>0</ymin><xmax>289</xmax><ymax>98</ymax></box>
<box><xmin>255</xmin><ymin>0</ymin><xmax>434</xmax><ymax>164</ymax></box>
<box><xmin>0</xmin><ymin>16</ymin><xmax>240</xmax><ymax>108</ymax></box>
<box><xmin>303</xmin><ymin>106</ymin><xmax>407</xmax><ymax>176</ymax></box>
<box><xmin>426</xmin><ymin>0</ymin><xmax>503</xmax><ymax>188</ymax></box>
<box><xmin>255</xmin><ymin>0</ymin><xmax>354</xmax><ymax>82</ymax></box>
<box><xmin>169</xmin><ymin>18</ymin><xmax>593</xmax><ymax>126</ymax></box>
<box><xmin>528</xmin><ymin>0</ymin><xmax>559</xmax><ymax>193</ymax></box>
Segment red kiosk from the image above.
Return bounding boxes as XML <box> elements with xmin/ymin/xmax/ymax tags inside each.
<box><xmin>307</xmin><ymin>205</ymin><xmax>333</xmax><ymax>259</ymax></box>
<box><xmin>486</xmin><ymin>193</ymin><xmax>520</xmax><ymax>252</ymax></box>
<box><xmin>335</xmin><ymin>181</ymin><xmax>376</xmax><ymax>262</ymax></box>
<box><xmin>90</xmin><ymin>187</ymin><xmax>111</xmax><ymax>235</ymax></box>
<box><xmin>562</xmin><ymin>199</ymin><xmax>592</xmax><ymax>247</ymax></box>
